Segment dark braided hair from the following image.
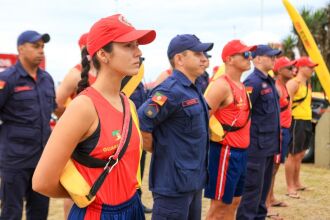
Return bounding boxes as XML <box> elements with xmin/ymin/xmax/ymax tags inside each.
<box><xmin>77</xmin><ymin>42</ymin><xmax>114</xmax><ymax>94</ymax></box>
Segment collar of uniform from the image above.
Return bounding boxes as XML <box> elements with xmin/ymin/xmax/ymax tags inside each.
<box><xmin>16</xmin><ymin>61</ymin><xmax>29</xmax><ymax>77</ymax></box>
<box><xmin>254</xmin><ymin>68</ymin><xmax>268</xmax><ymax>80</ymax></box>
<box><xmin>172</xmin><ymin>69</ymin><xmax>194</xmax><ymax>87</ymax></box>
<box><xmin>16</xmin><ymin>60</ymin><xmax>44</xmax><ymax>80</ymax></box>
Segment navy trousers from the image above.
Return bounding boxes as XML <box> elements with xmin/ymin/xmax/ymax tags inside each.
<box><xmin>0</xmin><ymin>168</ymin><xmax>49</xmax><ymax>220</ymax></box>
<box><xmin>236</xmin><ymin>156</ymin><xmax>274</xmax><ymax>220</ymax></box>
<box><xmin>152</xmin><ymin>190</ymin><xmax>202</xmax><ymax>220</ymax></box>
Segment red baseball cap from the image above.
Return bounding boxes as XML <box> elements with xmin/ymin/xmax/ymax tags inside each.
<box><xmin>78</xmin><ymin>33</ymin><xmax>88</xmax><ymax>48</ymax></box>
<box><xmin>273</xmin><ymin>56</ymin><xmax>296</xmax><ymax>72</ymax></box>
<box><xmin>221</xmin><ymin>40</ymin><xmax>257</xmax><ymax>62</ymax></box>
<box><xmin>295</xmin><ymin>56</ymin><xmax>318</xmax><ymax>68</ymax></box>
<box><xmin>87</xmin><ymin>14</ymin><xmax>156</xmax><ymax>57</ymax></box>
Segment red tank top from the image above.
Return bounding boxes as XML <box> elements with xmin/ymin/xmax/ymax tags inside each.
<box><xmin>276</xmin><ymin>80</ymin><xmax>292</xmax><ymax>128</ymax></box>
<box><xmin>73</xmin><ymin>87</ymin><xmax>141</xmax><ymax>205</ymax></box>
<box><xmin>214</xmin><ymin>75</ymin><xmax>251</xmax><ymax>148</ymax></box>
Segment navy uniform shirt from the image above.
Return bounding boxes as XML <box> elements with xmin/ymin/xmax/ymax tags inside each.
<box><xmin>0</xmin><ymin>61</ymin><xmax>56</xmax><ymax>168</ymax></box>
<box><xmin>196</xmin><ymin>71</ymin><xmax>209</xmax><ymax>94</ymax></box>
<box><xmin>138</xmin><ymin>70</ymin><xmax>209</xmax><ymax>196</ymax></box>
<box><xmin>130</xmin><ymin>82</ymin><xmax>147</xmax><ymax>109</ymax></box>
<box><xmin>244</xmin><ymin>68</ymin><xmax>280</xmax><ymax>157</ymax></box>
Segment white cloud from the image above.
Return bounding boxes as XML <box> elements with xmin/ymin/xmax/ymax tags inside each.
<box><xmin>0</xmin><ymin>0</ymin><xmax>328</xmax><ymax>83</ymax></box>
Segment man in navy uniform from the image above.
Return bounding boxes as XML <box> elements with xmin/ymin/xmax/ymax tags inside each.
<box><xmin>0</xmin><ymin>30</ymin><xmax>56</xmax><ymax>220</ymax></box>
<box><xmin>138</xmin><ymin>34</ymin><xmax>212</xmax><ymax>220</ymax></box>
<box><xmin>237</xmin><ymin>45</ymin><xmax>281</xmax><ymax>220</ymax></box>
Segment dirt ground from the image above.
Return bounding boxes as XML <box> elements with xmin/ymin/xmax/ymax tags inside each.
<box><xmin>44</xmin><ymin>153</ymin><xmax>330</xmax><ymax>220</ymax></box>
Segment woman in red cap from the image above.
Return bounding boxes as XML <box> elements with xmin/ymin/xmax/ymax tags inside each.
<box><xmin>32</xmin><ymin>14</ymin><xmax>156</xmax><ymax>219</ymax></box>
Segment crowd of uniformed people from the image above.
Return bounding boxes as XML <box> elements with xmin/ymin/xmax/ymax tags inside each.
<box><xmin>0</xmin><ymin>13</ymin><xmax>316</xmax><ymax>220</ymax></box>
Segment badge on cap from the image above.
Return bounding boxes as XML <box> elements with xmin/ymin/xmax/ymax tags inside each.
<box><xmin>144</xmin><ymin>104</ymin><xmax>159</xmax><ymax>118</ymax></box>
<box><xmin>152</xmin><ymin>92</ymin><xmax>168</xmax><ymax>106</ymax></box>
<box><xmin>118</xmin><ymin>15</ymin><xmax>133</xmax><ymax>27</ymax></box>
<box><xmin>0</xmin><ymin>80</ymin><xmax>6</xmax><ymax>90</ymax></box>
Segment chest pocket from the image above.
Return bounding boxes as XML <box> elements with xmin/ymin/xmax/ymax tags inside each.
<box><xmin>261</xmin><ymin>92</ymin><xmax>275</xmax><ymax>114</ymax></box>
<box><xmin>44</xmin><ymin>89</ymin><xmax>55</xmax><ymax>106</ymax></box>
<box><xmin>183</xmin><ymin>104</ymin><xmax>204</xmax><ymax>137</ymax></box>
<box><xmin>11</xmin><ymin>90</ymin><xmax>37</xmax><ymax>112</ymax></box>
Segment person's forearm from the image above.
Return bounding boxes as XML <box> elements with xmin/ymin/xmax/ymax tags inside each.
<box><xmin>141</xmin><ymin>131</ymin><xmax>153</xmax><ymax>153</ymax></box>
<box><xmin>32</xmin><ymin>178</ymin><xmax>70</xmax><ymax>198</ymax></box>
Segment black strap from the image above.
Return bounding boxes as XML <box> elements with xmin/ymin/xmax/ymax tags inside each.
<box><xmin>280</xmin><ymin>96</ymin><xmax>290</xmax><ymax>112</ymax></box>
<box><xmin>222</xmin><ymin>92</ymin><xmax>251</xmax><ymax>134</ymax></box>
<box><xmin>292</xmin><ymin>81</ymin><xmax>308</xmax><ymax>110</ymax></box>
<box><xmin>86</xmin><ymin>115</ymin><xmax>132</xmax><ymax>200</ymax></box>
<box><xmin>71</xmin><ymin>117</ymin><xmax>132</xmax><ymax>168</ymax></box>
<box><xmin>69</xmin><ymin>94</ymin><xmax>132</xmax><ymax>201</ymax></box>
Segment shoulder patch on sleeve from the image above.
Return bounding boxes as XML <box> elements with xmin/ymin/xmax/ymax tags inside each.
<box><xmin>246</xmin><ymin>86</ymin><xmax>253</xmax><ymax>94</ymax></box>
<box><xmin>152</xmin><ymin>92</ymin><xmax>168</xmax><ymax>106</ymax></box>
<box><xmin>0</xmin><ymin>80</ymin><xmax>7</xmax><ymax>89</ymax></box>
<box><xmin>144</xmin><ymin>104</ymin><xmax>159</xmax><ymax>118</ymax></box>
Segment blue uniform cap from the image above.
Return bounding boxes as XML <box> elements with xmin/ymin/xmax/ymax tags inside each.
<box><xmin>17</xmin><ymin>30</ymin><xmax>50</xmax><ymax>46</ymax></box>
<box><xmin>254</xmin><ymin>45</ymin><xmax>281</xmax><ymax>57</ymax></box>
<box><xmin>167</xmin><ymin>34</ymin><xmax>213</xmax><ymax>59</ymax></box>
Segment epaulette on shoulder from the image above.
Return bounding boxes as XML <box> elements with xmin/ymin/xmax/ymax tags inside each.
<box><xmin>0</xmin><ymin>66</ymin><xmax>18</xmax><ymax>83</ymax></box>
<box><xmin>162</xmin><ymin>77</ymin><xmax>176</xmax><ymax>90</ymax></box>
<box><xmin>0</xmin><ymin>66</ymin><xmax>16</xmax><ymax>77</ymax></box>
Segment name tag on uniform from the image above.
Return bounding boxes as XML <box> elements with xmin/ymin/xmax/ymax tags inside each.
<box><xmin>14</xmin><ymin>85</ymin><xmax>33</xmax><ymax>92</ymax></box>
<box><xmin>260</xmin><ymin>88</ymin><xmax>272</xmax><ymax>95</ymax></box>
<box><xmin>182</xmin><ymin>98</ymin><xmax>199</xmax><ymax>107</ymax></box>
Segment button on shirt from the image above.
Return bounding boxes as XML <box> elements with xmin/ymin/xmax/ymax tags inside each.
<box><xmin>244</xmin><ymin>68</ymin><xmax>280</xmax><ymax>157</ymax></box>
<box><xmin>138</xmin><ymin>70</ymin><xmax>209</xmax><ymax>196</ymax></box>
<box><xmin>0</xmin><ymin>61</ymin><xmax>56</xmax><ymax>168</ymax></box>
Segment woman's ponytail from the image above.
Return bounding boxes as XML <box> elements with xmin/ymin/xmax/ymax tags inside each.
<box><xmin>77</xmin><ymin>47</ymin><xmax>90</xmax><ymax>94</ymax></box>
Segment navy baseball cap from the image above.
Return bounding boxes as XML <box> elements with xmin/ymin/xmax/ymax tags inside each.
<box><xmin>254</xmin><ymin>45</ymin><xmax>281</xmax><ymax>57</ymax></box>
<box><xmin>167</xmin><ymin>34</ymin><xmax>213</xmax><ymax>59</ymax></box>
<box><xmin>17</xmin><ymin>30</ymin><xmax>50</xmax><ymax>46</ymax></box>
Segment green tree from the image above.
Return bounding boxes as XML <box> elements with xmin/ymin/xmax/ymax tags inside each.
<box><xmin>282</xmin><ymin>4</ymin><xmax>330</xmax><ymax>92</ymax></box>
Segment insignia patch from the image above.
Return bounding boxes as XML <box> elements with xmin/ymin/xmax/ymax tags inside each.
<box><xmin>144</xmin><ymin>104</ymin><xmax>159</xmax><ymax>118</ymax></box>
<box><xmin>182</xmin><ymin>98</ymin><xmax>199</xmax><ymax>107</ymax></box>
<box><xmin>0</xmin><ymin>80</ymin><xmax>6</xmax><ymax>89</ymax></box>
<box><xmin>152</xmin><ymin>92</ymin><xmax>168</xmax><ymax>106</ymax></box>
<box><xmin>14</xmin><ymin>85</ymin><xmax>33</xmax><ymax>92</ymax></box>
<box><xmin>260</xmin><ymin>88</ymin><xmax>272</xmax><ymax>95</ymax></box>
<box><xmin>262</xmin><ymin>82</ymin><xmax>268</xmax><ymax>88</ymax></box>
<box><xmin>112</xmin><ymin>130</ymin><xmax>121</xmax><ymax>141</ymax></box>
<box><xmin>246</xmin><ymin>86</ymin><xmax>253</xmax><ymax>94</ymax></box>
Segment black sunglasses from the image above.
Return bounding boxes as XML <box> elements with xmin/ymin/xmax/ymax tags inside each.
<box><xmin>285</xmin><ymin>66</ymin><xmax>294</xmax><ymax>71</ymax></box>
<box><xmin>235</xmin><ymin>51</ymin><xmax>253</xmax><ymax>59</ymax></box>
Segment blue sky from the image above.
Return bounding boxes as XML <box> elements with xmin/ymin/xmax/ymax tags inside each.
<box><xmin>0</xmin><ymin>0</ymin><xmax>329</xmax><ymax>84</ymax></box>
